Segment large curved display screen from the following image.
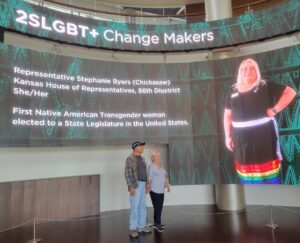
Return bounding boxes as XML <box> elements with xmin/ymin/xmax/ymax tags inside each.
<box><xmin>0</xmin><ymin>0</ymin><xmax>300</xmax><ymax>51</ymax></box>
<box><xmin>0</xmin><ymin>42</ymin><xmax>299</xmax><ymax>185</ymax></box>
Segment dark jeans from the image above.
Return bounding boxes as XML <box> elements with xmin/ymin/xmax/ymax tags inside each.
<box><xmin>150</xmin><ymin>191</ymin><xmax>164</xmax><ymax>225</ymax></box>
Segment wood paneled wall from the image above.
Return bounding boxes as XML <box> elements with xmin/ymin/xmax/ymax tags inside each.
<box><xmin>232</xmin><ymin>0</ymin><xmax>287</xmax><ymax>16</ymax></box>
<box><xmin>186</xmin><ymin>0</ymin><xmax>287</xmax><ymax>22</ymax></box>
<box><xmin>0</xmin><ymin>175</ymin><xmax>100</xmax><ymax>231</ymax></box>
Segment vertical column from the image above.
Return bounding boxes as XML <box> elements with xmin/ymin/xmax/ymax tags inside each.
<box><xmin>205</xmin><ymin>0</ymin><xmax>245</xmax><ymax>211</ymax></box>
<box><xmin>205</xmin><ymin>0</ymin><xmax>232</xmax><ymax>21</ymax></box>
<box><xmin>215</xmin><ymin>184</ymin><xmax>245</xmax><ymax>211</ymax></box>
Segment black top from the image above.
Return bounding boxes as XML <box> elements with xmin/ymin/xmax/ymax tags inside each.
<box><xmin>225</xmin><ymin>81</ymin><xmax>285</xmax><ymax>121</ymax></box>
<box><xmin>136</xmin><ymin>155</ymin><xmax>147</xmax><ymax>180</ymax></box>
<box><xmin>225</xmin><ymin>81</ymin><xmax>286</xmax><ymax>164</ymax></box>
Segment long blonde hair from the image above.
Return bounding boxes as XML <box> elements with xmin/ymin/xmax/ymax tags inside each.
<box><xmin>233</xmin><ymin>58</ymin><xmax>266</xmax><ymax>90</ymax></box>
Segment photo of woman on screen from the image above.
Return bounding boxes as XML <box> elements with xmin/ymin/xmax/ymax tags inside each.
<box><xmin>224</xmin><ymin>58</ymin><xmax>297</xmax><ymax>184</ymax></box>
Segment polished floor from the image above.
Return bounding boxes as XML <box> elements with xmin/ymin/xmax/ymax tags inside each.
<box><xmin>1</xmin><ymin>205</ymin><xmax>300</xmax><ymax>243</ymax></box>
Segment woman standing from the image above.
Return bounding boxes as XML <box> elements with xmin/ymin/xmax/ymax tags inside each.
<box><xmin>148</xmin><ymin>149</ymin><xmax>170</xmax><ymax>232</ymax></box>
<box><xmin>224</xmin><ymin>58</ymin><xmax>296</xmax><ymax>184</ymax></box>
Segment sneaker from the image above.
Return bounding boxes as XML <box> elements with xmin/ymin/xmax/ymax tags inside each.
<box><xmin>137</xmin><ymin>226</ymin><xmax>152</xmax><ymax>233</ymax></box>
<box><xmin>146</xmin><ymin>222</ymin><xmax>153</xmax><ymax>227</ymax></box>
<box><xmin>153</xmin><ymin>223</ymin><xmax>166</xmax><ymax>230</ymax></box>
<box><xmin>154</xmin><ymin>225</ymin><xmax>165</xmax><ymax>233</ymax></box>
<box><xmin>129</xmin><ymin>230</ymin><xmax>139</xmax><ymax>238</ymax></box>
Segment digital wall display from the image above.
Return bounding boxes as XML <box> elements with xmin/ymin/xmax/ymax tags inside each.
<box><xmin>0</xmin><ymin>43</ymin><xmax>193</xmax><ymax>147</ymax></box>
<box><xmin>0</xmin><ymin>42</ymin><xmax>299</xmax><ymax>185</ymax></box>
<box><xmin>0</xmin><ymin>0</ymin><xmax>299</xmax><ymax>51</ymax></box>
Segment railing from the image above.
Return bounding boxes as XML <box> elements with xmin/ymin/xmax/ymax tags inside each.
<box><xmin>25</xmin><ymin>0</ymin><xmax>286</xmax><ymax>25</ymax></box>
<box><xmin>25</xmin><ymin>0</ymin><xmax>191</xmax><ymax>25</ymax></box>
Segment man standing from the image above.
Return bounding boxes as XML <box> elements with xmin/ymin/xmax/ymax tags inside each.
<box><xmin>125</xmin><ymin>141</ymin><xmax>152</xmax><ymax>238</ymax></box>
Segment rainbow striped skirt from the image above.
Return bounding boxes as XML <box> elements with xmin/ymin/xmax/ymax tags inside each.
<box><xmin>235</xmin><ymin>159</ymin><xmax>281</xmax><ymax>184</ymax></box>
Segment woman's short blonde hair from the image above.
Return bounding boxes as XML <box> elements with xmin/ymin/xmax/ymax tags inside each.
<box><xmin>150</xmin><ymin>149</ymin><xmax>160</xmax><ymax>161</ymax></box>
<box><xmin>233</xmin><ymin>58</ymin><xmax>266</xmax><ymax>90</ymax></box>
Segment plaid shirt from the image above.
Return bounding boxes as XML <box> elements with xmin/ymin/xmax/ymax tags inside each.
<box><xmin>125</xmin><ymin>154</ymin><xmax>147</xmax><ymax>190</ymax></box>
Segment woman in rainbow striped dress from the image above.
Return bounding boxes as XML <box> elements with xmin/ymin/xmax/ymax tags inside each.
<box><xmin>224</xmin><ymin>58</ymin><xmax>296</xmax><ymax>184</ymax></box>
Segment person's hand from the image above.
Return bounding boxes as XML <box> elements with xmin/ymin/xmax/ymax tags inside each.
<box><xmin>225</xmin><ymin>137</ymin><xmax>234</xmax><ymax>151</ymax></box>
<box><xmin>166</xmin><ymin>185</ymin><xmax>170</xmax><ymax>193</ymax></box>
<box><xmin>146</xmin><ymin>184</ymin><xmax>151</xmax><ymax>193</ymax></box>
<box><xmin>267</xmin><ymin>108</ymin><xmax>277</xmax><ymax>117</ymax></box>
<box><xmin>129</xmin><ymin>186</ymin><xmax>135</xmax><ymax>196</ymax></box>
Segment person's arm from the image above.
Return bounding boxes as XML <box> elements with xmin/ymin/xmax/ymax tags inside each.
<box><xmin>267</xmin><ymin>86</ymin><xmax>297</xmax><ymax>117</ymax></box>
<box><xmin>147</xmin><ymin>165</ymin><xmax>153</xmax><ymax>192</ymax></box>
<box><xmin>142</xmin><ymin>159</ymin><xmax>149</xmax><ymax>193</ymax></box>
<box><xmin>125</xmin><ymin>157</ymin><xmax>135</xmax><ymax>196</ymax></box>
<box><xmin>165</xmin><ymin>175</ymin><xmax>170</xmax><ymax>193</ymax></box>
<box><xmin>224</xmin><ymin>108</ymin><xmax>234</xmax><ymax>151</ymax></box>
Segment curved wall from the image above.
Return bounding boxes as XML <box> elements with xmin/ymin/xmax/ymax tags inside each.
<box><xmin>0</xmin><ymin>31</ymin><xmax>299</xmax><ymax>211</ymax></box>
<box><xmin>1</xmin><ymin>0</ymin><xmax>300</xmax><ymax>210</ymax></box>
<box><xmin>1</xmin><ymin>0</ymin><xmax>300</xmax><ymax>51</ymax></box>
